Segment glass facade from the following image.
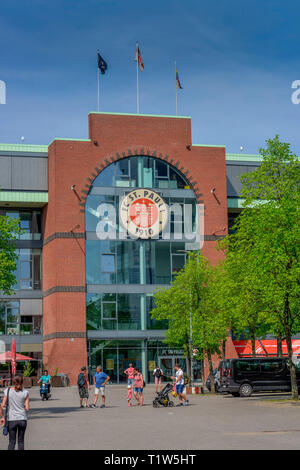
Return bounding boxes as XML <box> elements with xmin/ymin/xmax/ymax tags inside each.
<box><xmin>0</xmin><ymin>301</ymin><xmax>42</xmax><ymax>336</ymax></box>
<box><xmin>85</xmin><ymin>156</ymin><xmax>198</xmax><ymax>382</ymax></box>
<box><xmin>0</xmin><ymin>209</ymin><xmax>42</xmax><ymax>240</ymax></box>
<box><xmin>88</xmin><ymin>340</ymin><xmax>187</xmax><ymax>384</ymax></box>
<box><xmin>13</xmin><ymin>248</ymin><xmax>42</xmax><ymax>290</ymax></box>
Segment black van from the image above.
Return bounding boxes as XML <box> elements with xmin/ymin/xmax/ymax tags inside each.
<box><xmin>219</xmin><ymin>357</ymin><xmax>300</xmax><ymax>397</ymax></box>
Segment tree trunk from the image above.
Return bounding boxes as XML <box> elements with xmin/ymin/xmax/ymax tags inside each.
<box><xmin>185</xmin><ymin>333</ymin><xmax>192</xmax><ymax>386</ymax></box>
<box><xmin>207</xmin><ymin>350</ymin><xmax>215</xmax><ymax>394</ymax></box>
<box><xmin>222</xmin><ymin>339</ymin><xmax>226</xmax><ymax>360</ymax></box>
<box><xmin>283</xmin><ymin>296</ymin><xmax>298</xmax><ymax>400</ymax></box>
<box><xmin>277</xmin><ymin>333</ymin><xmax>283</xmax><ymax>358</ymax></box>
<box><xmin>201</xmin><ymin>359</ymin><xmax>205</xmax><ymax>390</ymax></box>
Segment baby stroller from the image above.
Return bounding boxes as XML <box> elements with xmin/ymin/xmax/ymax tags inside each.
<box><xmin>152</xmin><ymin>383</ymin><xmax>174</xmax><ymax>408</ymax></box>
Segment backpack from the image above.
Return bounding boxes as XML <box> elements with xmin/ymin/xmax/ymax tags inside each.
<box><xmin>77</xmin><ymin>373</ymin><xmax>85</xmax><ymax>387</ymax></box>
<box><xmin>155</xmin><ymin>368</ymin><xmax>162</xmax><ymax>378</ymax></box>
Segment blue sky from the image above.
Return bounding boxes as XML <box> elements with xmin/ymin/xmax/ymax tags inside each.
<box><xmin>1</xmin><ymin>0</ymin><xmax>300</xmax><ymax>154</ymax></box>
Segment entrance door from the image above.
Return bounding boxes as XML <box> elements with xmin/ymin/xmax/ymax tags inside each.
<box><xmin>159</xmin><ymin>356</ymin><xmax>186</xmax><ymax>382</ymax></box>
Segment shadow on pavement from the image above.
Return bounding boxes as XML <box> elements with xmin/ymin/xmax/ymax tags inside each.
<box><xmin>28</xmin><ymin>406</ymin><xmax>85</xmax><ymax>419</ymax></box>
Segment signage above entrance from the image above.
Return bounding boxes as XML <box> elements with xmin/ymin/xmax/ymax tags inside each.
<box><xmin>119</xmin><ymin>189</ymin><xmax>168</xmax><ymax>239</ymax></box>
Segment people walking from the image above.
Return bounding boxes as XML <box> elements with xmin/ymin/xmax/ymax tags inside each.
<box><xmin>0</xmin><ymin>375</ymin><xmax>30</xmax><ymax>450</ymax></box>
<box><xmin>133</xmin><ymin>368</ymin><xmax>144</xmax><ymax>407</ymax></box>
<box><xmin>90</xmin><ymin>366</ymin><xmax>110</xmax><ymax>409</ymax></box>
<box><xmin>124</xmin><ymin>363</ymin><xmax>135</xmax><ymax>391</ymax></box>
<box><xmin>153</xmin><ymin>365</ymin><xmax>163</xmax><ymax>392</ymax></box>
<box><xmin>172</xmin><ymin>364</ymin><xmax>189</xmax><ymax>406</ymax></box>
<box><xmin>77</xmin><ymin>366</ymin><xmax>91</xmax><ymax>408</ymax></box>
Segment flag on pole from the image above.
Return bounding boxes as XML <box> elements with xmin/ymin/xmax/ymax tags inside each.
<box><xmin>135</xmin><ymin>43</ymin><xmax>144</xmax><ymax>71</ymax></box>
<box><xmin>97</xmin><ymin>51</ymin><xmax>108</xmax><ymax>75</ymax></box>
<box><xmin>175</xmin><ymin>65</ymin><xmax>183</xmax><ymax>89</ymax></box>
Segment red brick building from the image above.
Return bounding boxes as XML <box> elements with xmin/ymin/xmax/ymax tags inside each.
<box><xmin>1</xmin><ymin>112</ymin><xmax>249</xmax><ymax>384</ymax></box>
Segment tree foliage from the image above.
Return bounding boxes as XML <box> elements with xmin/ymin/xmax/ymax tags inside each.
<box><xmin>151</xmin><ymin>252</ymin><xmax>228</xmax><ymax>390</ymax></box>
<box><xmin>0</xmin><ymin>215</ymin><xmax>22</xmax><ymax>294</ymax></box>
<box><xmin>219</xmin><ymin>135</ymin><xmax>300</xmax><ymax>398</ymax></box>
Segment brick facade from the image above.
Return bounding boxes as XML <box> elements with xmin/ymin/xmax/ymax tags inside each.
<box><xmin>42</xmin><ymin>113</ymin><xmax>233</xmax><ymax>384</ymax></box>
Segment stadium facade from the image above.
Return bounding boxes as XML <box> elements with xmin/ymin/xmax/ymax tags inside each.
<box><xmin>0</xmin><ymin>112</ymin><xmax>263</xmax><ymax>384</ymax></box>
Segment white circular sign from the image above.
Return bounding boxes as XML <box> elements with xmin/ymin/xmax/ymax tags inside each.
<box><xmin>119</xmin><ymin>189</ymin><xmax>168</xmax><ymax>239</ymax></box>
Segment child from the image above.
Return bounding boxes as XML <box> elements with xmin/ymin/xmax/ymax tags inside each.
<box><xmin>127</xmin><ymin>385</ymin><xmax>132</xmax><ymax>407</ymax></box>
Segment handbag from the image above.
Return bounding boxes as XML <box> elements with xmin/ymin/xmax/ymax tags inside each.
<box><xmin>3</xmin><ymin>387</ymin><xmax>10</xmax><ymax>436</ymax></box>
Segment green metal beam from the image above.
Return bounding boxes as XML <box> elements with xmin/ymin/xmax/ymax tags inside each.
<box><xmin>226</xmin><ymin>153</ymin><xmax>263</xmax><ymax>162</ymax></box>
<box><xmin>0</xmin><ymin>191</ymin><xmax>48</xmax><ymax>207</ymax></box>
<box><xmin>227</xmin><ymin>198</ymin><xmax>246</xmax><ymax>209</ymax></box>
<box><xmin>0</xmin><ymin>143</ymin><xmax>48</xmax><ymax>153</ymax></box>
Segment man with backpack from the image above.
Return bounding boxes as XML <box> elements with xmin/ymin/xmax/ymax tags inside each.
<box><xmin>153</xmin><ymin>365</ymin><xmax>163</xmax><ymax>392</ymax></box>
<box><xmin>77</xmin><ymin>366</ymin><xmax>91</xmax><ymax>408</ymax></box>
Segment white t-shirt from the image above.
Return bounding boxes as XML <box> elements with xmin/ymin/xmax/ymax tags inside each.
<box><xmin>4</xmin><ymin>388</ymin><xmax>29</xmax><ymax>421</ymax></box>
<box><xmin>176</xmin><ymin>369</ymin><xmax>184</xmax><ymax>385</ymax></box>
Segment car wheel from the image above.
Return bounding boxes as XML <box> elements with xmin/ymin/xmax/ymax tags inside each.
<box><xmin>239</xmin><ymin>383</ymin><xmax>253</xmax><ymax>397</ymax></box>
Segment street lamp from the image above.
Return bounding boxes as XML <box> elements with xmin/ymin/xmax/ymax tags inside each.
<box><xmin>177</xmin><ymin>249</ymin><xmax>194</xmax><ymax>386</ymax></box>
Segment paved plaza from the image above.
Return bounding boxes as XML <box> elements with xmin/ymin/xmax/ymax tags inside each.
<box><xmin>1</xmin><ymin>385</ymin><xmax>300</xmax><ymax>450</ymax></box>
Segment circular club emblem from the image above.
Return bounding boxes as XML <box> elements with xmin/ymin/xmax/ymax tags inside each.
<box><xmin>119</xmin><ymin>189</ymin><xmax>168</xmax><ymax>239</ymax></box>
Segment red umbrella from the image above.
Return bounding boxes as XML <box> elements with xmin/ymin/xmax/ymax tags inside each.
<box><xmin>0</xmin><ymin>341</ymin><xmax>37</xmax><ymax>385</ymax></box>
<box><xmin>0</xmin><ymin>351</ymin><xmax>37</xmax><ymax>362</ymax></box>
<box><xmin>11</xmin><ymin>339</ymin><xmax>17</xmax><ymax>375</ymax></box>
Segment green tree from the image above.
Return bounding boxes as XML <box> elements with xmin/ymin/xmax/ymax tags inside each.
<box><xmin>151</xmin><ymin>252</ymin><xmax>228</xmax><ymax>391</ymax></box>
<box><xmin>0</xmin><ymin>214</ymin><xmax>22</xmax><ymax>294</ymax></box>
<box><xmin>223</xmin><ymin>136</ymin><xmax>300</xmax><ymax>399</ymax></box>
<box><xmin>218</xmin><ymin>232</ymin><xmax>272</xmax><ymax>358</ymax></box>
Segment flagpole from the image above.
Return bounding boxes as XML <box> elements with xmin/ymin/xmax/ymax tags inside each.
<box><xmin>175</xmin><ymin>61</ymin><xmax>178</xmax><ymax>116</ymax></box>
<box><xmin>98</xmin><ymin>65</ymin><xmax>100</xmax><ymax>112</ymax></box>
<box><xmin>97</xmin><ymin>50</ymin><xmax>100</xmax><ymax>112</ymax></box>
<box><xmin>136</xmin><ymin>43</ymin><xmax>139</xmax><ymax>114</ymax></box>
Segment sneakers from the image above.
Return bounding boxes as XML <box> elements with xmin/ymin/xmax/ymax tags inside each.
<box><xmin>100</xmin><ymin>404</ymin><xmax>105</xmax><ymax>408</ymax></box>
<box><xmin>176</xmin><ymin>403</ymin><xmax>183</xmax><ymax>407</ymax></box>
<box><xmin>183</xmin><ymin>400</ymin><xmax>189</xmax><ymax>406</ymax></box>
<box><xmin>89</xmin><ymin>404</ymin><xmax>96</xmax><ymax>408</ymax></box>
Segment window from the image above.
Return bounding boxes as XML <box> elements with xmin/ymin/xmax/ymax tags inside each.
<box><xmin>86</xmin><ymin>294</ymin><xmax>141</xmax><ymax>331</ymax></box>
<box><xmin>101</xmin><ymin>254</ymin><xmax>115</xmax><ymax>273</ymax></box>
<box><xmin>4</xmin><ymin>210</ymin><xmax>42</xmax><ymax>240</ymax></box>
<box><xmin>260</xmin><ymin>360</ymin><xmax>283</xmax><ymax>372</ymax></box>
<box><xmin>235</xmin><ymin>360</ymin><xmax>260</xmax><ymax>372</ymax></box>
<box><xmin>86</xmin><ymin>156</ymin><xmax>190</xmax><ymax>189</ymax></box>
<box><xmin>0</xmin><ymin>302</ymin><xmax>41</xmax><ymax>336</ymax></box>
<box><xmin>14</xmin><ymin>249</ymin><xmax>41</xmax><ymax>290</ymax></box>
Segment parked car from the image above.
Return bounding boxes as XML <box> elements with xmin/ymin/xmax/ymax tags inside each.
<box><xmin>205</xmin><ymin>369</ymin><xmax>220</xmax><ymax>392</ymax></box>
<box><xmin>219</xmin><ymin>357</ymin><xmax>300</xmax><ymax>397</ymax></box>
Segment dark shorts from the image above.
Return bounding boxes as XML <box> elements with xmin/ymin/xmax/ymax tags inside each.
<box><xmin>134</xmin><ymin>387</ymin><xmax>143</xmax><ymax>393</ymax></box>
<box><xmin>78</xmin><ymin>386</ymin><xmax>89</xmax><ymax>399</ymax></box>
<box><xmin>176</xmin><ymin>384</ymin><xmax>185</xmax><ymax>394</ymax></box>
